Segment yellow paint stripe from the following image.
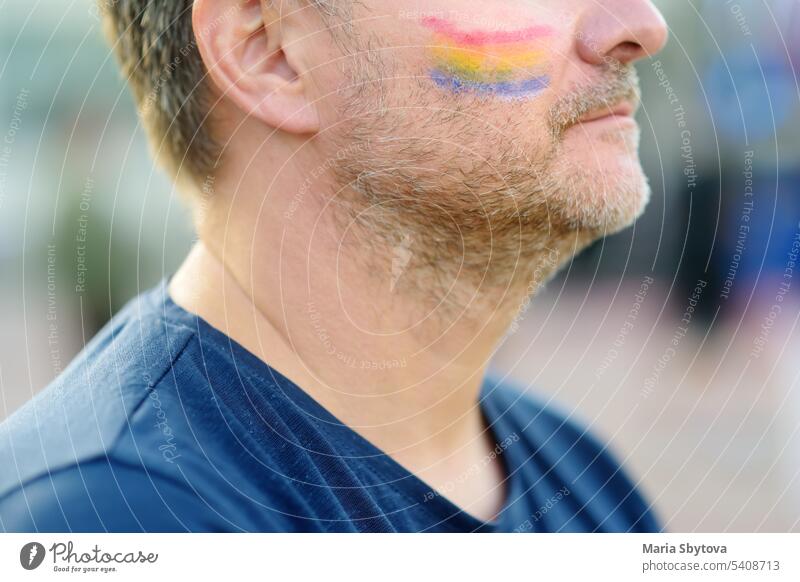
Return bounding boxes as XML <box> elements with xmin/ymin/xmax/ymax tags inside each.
<box><xmin>431</xmin><ymin>46</ymin><xmax>547</xmax><ymax>81</ymax></box>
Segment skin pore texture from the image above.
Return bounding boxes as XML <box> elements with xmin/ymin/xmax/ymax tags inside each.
<box><xmin>169</xmin><ymin>0</ymin><xmax>668</xmax><ymax>522</ymax></box>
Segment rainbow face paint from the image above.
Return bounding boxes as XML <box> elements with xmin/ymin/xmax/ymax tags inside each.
<box><xmin>421</xmin><ymin>16</ymin><xmax>553</xmax><ymax>99</ymax></box>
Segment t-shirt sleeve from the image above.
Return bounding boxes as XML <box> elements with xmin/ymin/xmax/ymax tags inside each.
<box><xmin>0</xmin><ymin>458</ymin><xmax>244</xmax><ymax>532</ymax></box>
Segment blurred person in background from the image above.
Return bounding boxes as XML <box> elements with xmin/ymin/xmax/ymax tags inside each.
<box><xmin>0</xmin><ymin>0</ymin><xmax>667</xmax><ymax>532</ymax></box>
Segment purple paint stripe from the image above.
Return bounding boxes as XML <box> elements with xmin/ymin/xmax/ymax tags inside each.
<box><xmin>430</xmin><ymin>69</ymin><xmax>550</xmax><ymax>98</ymax></box>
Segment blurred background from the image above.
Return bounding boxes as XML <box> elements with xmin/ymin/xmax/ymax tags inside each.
<box><xmin>1</xmin><ymin>0</ymin><xmax>799</xmax><ymax>531</ymax></box>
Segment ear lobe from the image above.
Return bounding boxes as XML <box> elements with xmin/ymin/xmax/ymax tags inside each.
<box><xmin>193</xmin><ymin>0</ymin><xmax>320</xmax><ymax>134</ymax></box>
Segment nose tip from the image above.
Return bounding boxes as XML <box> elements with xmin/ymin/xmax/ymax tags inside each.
<box><xmin>631</xmin><ymin>7</ymin><xmax>669</xmax><ymax>59</ymax></box>
<box><xmin>576</xmin><ymin>1</ymin><xmax>668</xmax><ymax>66</ymax></box>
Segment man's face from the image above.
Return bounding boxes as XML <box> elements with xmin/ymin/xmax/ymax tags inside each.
<box><xmin>308</xmin><ymin>0</ymin><xmax>667</xmax><ymax>288</ymax></box>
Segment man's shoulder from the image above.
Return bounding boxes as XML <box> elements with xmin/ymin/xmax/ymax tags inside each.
<box><xmin>0</xmin><ymin>285</ymin><xmax>197</xmax><ymax>503</ymax></box>
<box><xmin>0</xmin><ymin>285</ymin><xmax>300</xmax><ymax>532</ymax></box>
<box><xmin>0</xmin><ymin>458</ymin><xmax>223</xmax><ymax>532</ymax></box>
<box><xmin>483</xmin><ymin>374</ymin><xmax>660</xmax><ymax>532</ymax></box>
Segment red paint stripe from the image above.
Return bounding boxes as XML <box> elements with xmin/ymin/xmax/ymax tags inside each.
<box><xmin>421</xmin><ymin>16</ymin><xmax>554</xmax><ymax>46</ymax></box>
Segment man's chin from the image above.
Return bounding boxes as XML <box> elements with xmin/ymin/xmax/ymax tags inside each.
<box><xmin>545</xmin><ymin>135</ymin><xmax>651</xmax><ymax>234</ymax></box>
<box><xmin>602</xmin><ymin>177</ymin><xmax>651</xmax><ymax>233</ymax></box>
<box><xmin>548</xmin><ymin>165</ymin><xmax>651</xmax><ymax>236</ymax></box>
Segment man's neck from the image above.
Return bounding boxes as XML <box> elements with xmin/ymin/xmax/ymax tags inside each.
<box><xmin>168</xmin><ymin>189</ymin><xmax>576</xmax><ymax>520</ymax></box>
<box><xmin>169</xmin><ymin>238</ymin><xmax>521</xmax><ymax>443</ymax></box>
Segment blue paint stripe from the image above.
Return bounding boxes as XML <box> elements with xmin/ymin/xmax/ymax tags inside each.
<box><xmin>430</xmin><ymin>69</ymin><xmax>550</xmax><ymax>98</ymax></box>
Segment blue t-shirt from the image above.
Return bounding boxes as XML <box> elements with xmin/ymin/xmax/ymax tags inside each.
<box><xmin>0</xmin><ymin>282</ymin><xmax>659</xmax><ymax>532</ymax></box>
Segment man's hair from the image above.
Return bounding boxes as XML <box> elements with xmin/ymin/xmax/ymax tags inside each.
<box><xmin>101</xmin><ymin>1</ymin><xmax>219</xmax><ymax>186</ymax></box>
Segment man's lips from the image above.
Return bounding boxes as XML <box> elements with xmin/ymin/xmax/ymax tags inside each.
<box><xmin>577</xmin><ymin>101</ymin><xmax>636</xmax><ymax>124</ymax></box>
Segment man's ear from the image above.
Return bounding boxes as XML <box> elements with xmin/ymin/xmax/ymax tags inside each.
<box><xmin>192</xmin><ymin>0</ymin><xmax>319</xmax><ymax>134</ymax></box>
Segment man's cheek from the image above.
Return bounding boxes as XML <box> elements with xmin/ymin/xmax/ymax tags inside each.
<box><xmin>419</xmin><ymin>15</ymin><xmax>554</xmax><ymax>101</ymax></box>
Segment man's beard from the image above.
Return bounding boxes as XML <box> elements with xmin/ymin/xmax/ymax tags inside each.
<box><xmin>327</xmin><ymin>55</ymin><xmax>646</xmax><ymax>301</ymax></box>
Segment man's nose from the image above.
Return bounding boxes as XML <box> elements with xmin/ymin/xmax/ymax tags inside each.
<box><xmin>575</xmin><ymin>0</ymin><xmax>668</xmax><ymax>66</ymax></box>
